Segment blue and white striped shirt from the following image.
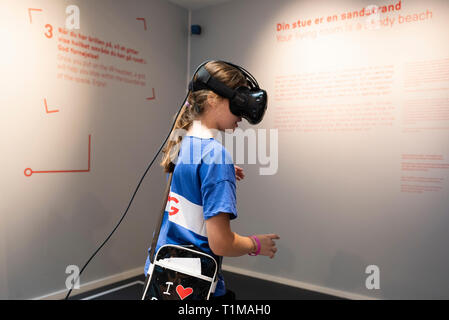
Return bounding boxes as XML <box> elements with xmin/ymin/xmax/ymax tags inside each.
<box><xmin>144</xmin><ymin>135</ymin><xmax>237</xmax><ymax>296</ymax></box>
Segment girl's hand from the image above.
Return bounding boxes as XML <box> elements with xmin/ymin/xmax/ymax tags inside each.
<box><xmin>252</xmin><ymin>234</ymin><xmax>280</xmax><ymax>259</ymax></box>
<box><xmin>235</xmin><ymin>165</ymin><xmax>245</xmax><ymax>181</ymax></box>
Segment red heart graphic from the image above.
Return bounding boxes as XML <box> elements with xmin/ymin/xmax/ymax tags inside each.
<box><xmin>176</xmin><ymin>285</ymin><xmax>193</xmax><ymax>300</ymax></box>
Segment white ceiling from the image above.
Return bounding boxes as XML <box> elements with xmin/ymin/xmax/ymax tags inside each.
<box><xmin>166</xmin><ymin>0</ymin><xmax>234</xmax><ymax>10</ymax></box>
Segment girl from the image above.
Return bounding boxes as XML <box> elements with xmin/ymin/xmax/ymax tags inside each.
<box><xmin>144</xmin><ymin>61</ymin><xmax>280</xmax><ymax>300</ymax></box>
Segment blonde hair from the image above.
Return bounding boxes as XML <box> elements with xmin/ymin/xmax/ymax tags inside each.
<box><xmin>160</xmin><ymin>61</ymin><xmax>247</xmax><ymax>173</ymax></box>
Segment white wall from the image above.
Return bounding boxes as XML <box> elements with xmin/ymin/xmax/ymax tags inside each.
<box><xmin>2</xmin><ymin>0</ymin><xmax>449</xmax><ymax>300</ymax></box>
<box><xmin>191</xmin><ymin>0</ymin><xmax>449</xmax><ymax>299</ymax></box>
<box><xmin>0</xmin><ymin>0</ymin><xmax>188</xmax><ymax>299</ymax></box>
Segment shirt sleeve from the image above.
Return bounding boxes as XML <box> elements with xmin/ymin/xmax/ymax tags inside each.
<box><xmin>199</xmin><ymin>142</ymin><xmax>237</xmax><ymax>220</ymax></box>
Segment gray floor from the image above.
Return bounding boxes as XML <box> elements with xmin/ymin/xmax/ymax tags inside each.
<box><xmin>70</xmin><ymin>271</ymin><xmax>345</xmax><ymax>300</ymax></box>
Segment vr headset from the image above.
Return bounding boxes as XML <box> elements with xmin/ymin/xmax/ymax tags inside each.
<box><xmin>188</xmin><ymin>60</ymin><xmax>267</xmax><ymax>125</ymax></box>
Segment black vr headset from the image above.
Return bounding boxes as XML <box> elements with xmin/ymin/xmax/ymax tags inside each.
<box><xmin>188</xmin><ymin>60</ymin><xmax>267</xmax><ymax>125</ymax></box>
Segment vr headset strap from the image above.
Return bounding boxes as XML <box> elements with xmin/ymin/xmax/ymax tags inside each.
<box><xmin>189</xmin><ymin>67</ymin><xmax>236</xmax><ymax>99</ymax></box>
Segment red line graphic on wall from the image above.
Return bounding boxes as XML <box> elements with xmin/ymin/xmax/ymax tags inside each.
<box><xmin>44</xmin><ymin>98</ymin><xmax>59</xmax><ymax>113</ymax></box>
<box><xmin>136</xmin><ymin>18</ymin><xmax>148</xmax><ymax>31</ymax></box>
<box><xmin>24</xmin><ymin>134</ymin><xmax>92</xmax><ymax>177</ymax></box>
<box><xmin>28</xmin><ymin>8</ymin><xmax>42</xmax><ymax>24</ymax></box>
<box><xmin>146</xmin><ymin>88</ymin><xmax>156</xmax><ymax>101</ymax></box>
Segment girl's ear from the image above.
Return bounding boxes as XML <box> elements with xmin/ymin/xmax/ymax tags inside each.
<box><xmin>206</xmin><ymin>92</ymin><xmax>219</xmax><ymax>109</ymax></box>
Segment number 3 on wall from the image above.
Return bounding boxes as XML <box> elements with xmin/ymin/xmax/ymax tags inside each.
<box><xmin>44</xmin><ymin>24</ymin><xmax>53</xmax><ymax>39</ymax></box>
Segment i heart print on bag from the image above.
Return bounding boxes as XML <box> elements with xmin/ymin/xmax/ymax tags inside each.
<box><xmin>176</xmin><ymin>284</ymin><xmax>194</xmax><ymax>300</ymax></box>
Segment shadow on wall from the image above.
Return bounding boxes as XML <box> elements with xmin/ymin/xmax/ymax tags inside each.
<box><xmin>52</xmin><ymin>190</ymin><xmax>121</xmax><ymax>295</ymax></box>
<box><xmin>325</xmin><ymin>250</ymin><xmax>373</xmax><ymax>296</ymax></box>
<box><xmin>4</xmin><ymin>188</ymin><xmax>118</xmax><ymax>299</ymax></box>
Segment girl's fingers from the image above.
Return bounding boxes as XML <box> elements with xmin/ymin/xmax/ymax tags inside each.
<box><xmin>235</xmin><ymin>166</ymin><xmax>245</xmax><ymax>177</ymax></box>
<box><xmin>235</xmin><ymin>171</ymin><xmax>244</xmax><ymax>181</ymax></box>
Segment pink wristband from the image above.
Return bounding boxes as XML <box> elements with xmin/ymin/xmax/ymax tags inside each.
<box><xmin>248</xmin><ymin>236</ymin><xmax>261</xmax><ymax>256</ymax></box>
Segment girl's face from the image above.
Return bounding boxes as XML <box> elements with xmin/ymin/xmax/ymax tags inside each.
<box><xmin>208</xmin><ymin>94</ymin><xmax>242</xmax><ymax>132</ymax></box>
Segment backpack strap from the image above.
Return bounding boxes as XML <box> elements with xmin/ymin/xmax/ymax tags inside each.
<box><xmin>148</xmin><ymin>170</ymin><xmax>173</xmax><ymax>264</ymax></box>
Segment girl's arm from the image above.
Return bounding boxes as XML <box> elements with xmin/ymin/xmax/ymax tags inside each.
<box><xmin>206</xmin><ymin>212</ymin><xmax>279</xmax><ymax>258</ymax></box>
